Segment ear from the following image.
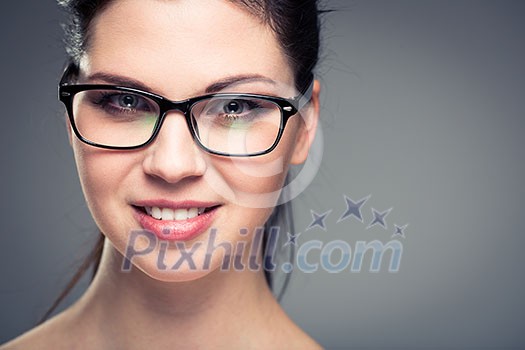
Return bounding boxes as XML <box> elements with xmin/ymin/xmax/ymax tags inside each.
<box><xmin>290</xmin><ymin>79</ymin><xmax>321</xmax><ymax>165</ymax></box>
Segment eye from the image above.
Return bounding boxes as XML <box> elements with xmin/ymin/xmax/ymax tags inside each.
<box><xmin>119</xmin><ymin>94</ymin><xmax>140</xmax><ymax>109</ymax></box>
<box><xmin>84</xmin><ymin>90</ymin><xmax>159</xmax><ymax>120</ymax></box>
<box><xmin>194</xmin><ymin>96</ymin><xmax>277</xmax><ymax>128</ymax></box>
<box><xmin>223</xmin><ymin>100</ymin><xmax>244</xmax><ymax>114</ymax></box>
<box><xmin>201</xmin><ymin>98</ymin><xmax>259</xmax><ymax>117</ymax></box>
<box><xmin>95</xmin><ymin>91</ymin><xmax>154</xmax><ymax>113</ymax></box>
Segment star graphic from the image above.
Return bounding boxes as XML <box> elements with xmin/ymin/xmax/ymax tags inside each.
<box><xmin>284</xmin><ymin>231</ymin><xmax>302</xmax><ymax>247</ymax></box>
<box><xmin>366</xmin><ymin>207</ymin><xmax>393</xmax><ymax>230</ymax></box>
<box><xmin>392</xmin><ymin>223</ymin><xmax>408</xmax><ymax>238</ymax></box>
<box><xmin>307</xmin><ymin>209</ymin><xmax>331</xmax><ymax>231</ymax></box>
<box><xmin>337</xmin><ymin>194</ymin><xmax>371</xmax><ymax>223</ymax></box>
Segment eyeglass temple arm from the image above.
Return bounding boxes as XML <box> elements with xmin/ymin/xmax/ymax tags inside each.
<box><xmin>294</xmin><ymin>74</ymin><xmax>315</xmax><ymax>110</ymax></box>
<box><xmin>59</xmin><ymin>62</ymin><xmax>79</xmax><ymax>86</ymax></box>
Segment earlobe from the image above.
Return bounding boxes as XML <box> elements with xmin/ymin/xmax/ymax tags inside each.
<box><xmin>290</xmin><ymin>79</ymin><xmax>321</xmax><ymax>165</ymax></box>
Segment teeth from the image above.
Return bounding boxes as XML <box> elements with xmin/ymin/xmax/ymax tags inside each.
<box><xmin>174</xmin><ymin>209</ymin><xmax>187</xmax><ymax>220</ymax></box>
<box><xmin>151</xmin><ymin>207</ymin><xmax>162</xmax><ymax>220</ymax></box>
<box><xmin>188</xmin><ymin>208</ymin><xmax>198</xmax><ymax>219</ymax></box>
<box><xmin>162</xmin><ymin>208</ymin><xmax>174</xmax><ymax>221</ymax></box>
<box><xmin>145</xmin><ymin>206</ymin><xmax>207</xmax><ymax>221</ymax></box>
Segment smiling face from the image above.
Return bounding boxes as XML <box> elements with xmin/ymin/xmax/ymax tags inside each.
<box><xmin>70</xmin><ymin>0</ymin><xmax>319</xmax><ymax>281</ymax></box>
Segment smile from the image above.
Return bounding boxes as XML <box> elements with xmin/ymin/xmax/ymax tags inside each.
<box><xmin>132</xmin><ymin>202</ymin><xmax>221</xmax><ymax>241</ymax></box>
<box><xmin>143</xmin><ymin>206</ymin><xmax>212</xmax><ymax>221</ymax></box>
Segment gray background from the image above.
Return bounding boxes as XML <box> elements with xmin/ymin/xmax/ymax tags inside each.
<box><xmin>1</xmin><ymin>1</ymin><xmax>524</xmax><ymax>349</ymax></box>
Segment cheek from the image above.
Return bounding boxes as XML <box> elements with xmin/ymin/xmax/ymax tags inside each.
<box><xmin>72</xmin><ymin>141</ymin><xmax>138</xmax><ymax>227</ymax></box>
<box><xmin>207</xmin><ymin>122</ymin><xmax>300</xmax><ymax>209</ymax></box>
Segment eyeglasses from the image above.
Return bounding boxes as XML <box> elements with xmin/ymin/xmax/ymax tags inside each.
<box><xmin>58</xmin><ymin>74</ymin><xmax>313</xmax><ymax>157</ymax></box>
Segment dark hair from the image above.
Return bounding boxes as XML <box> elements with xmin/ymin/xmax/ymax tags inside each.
<box><xmin>41</xmin><ymin>0</ymin><xmax>324</xmax><ymax>324</ymax></box>
<box><xmin>58</xmin><ymin>0</ymin><xmax>323</xmax><ymax>90</ymax></box>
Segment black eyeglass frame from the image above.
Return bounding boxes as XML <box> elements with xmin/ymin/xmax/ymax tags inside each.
<box><xmin>58</xmin><ymin>75</ymin><xmax>313</xmax><ymax>157</ymax></box>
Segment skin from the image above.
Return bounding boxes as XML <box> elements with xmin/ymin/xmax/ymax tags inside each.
<box><xmin>1</xmin><ymin>0</ymin><xmax>321</xmax><ymax>349</ymax></box>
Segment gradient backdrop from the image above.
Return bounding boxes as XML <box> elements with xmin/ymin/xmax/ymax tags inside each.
<box><xmin>1</xmin><ymin>1</ymin><xmax>524</xmax><ymax>349</ymax></box>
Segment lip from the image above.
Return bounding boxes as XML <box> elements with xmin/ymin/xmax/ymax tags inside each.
<box><xmin>132</xmin><ymin>200</ymin><xmax>221</xmax><ymax>242</ymax></box>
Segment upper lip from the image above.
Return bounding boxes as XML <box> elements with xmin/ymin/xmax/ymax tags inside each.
<box><xmin>132</xmin><ymin>199</ymin><xmax>222</xmax><ymax>210</ymax></box>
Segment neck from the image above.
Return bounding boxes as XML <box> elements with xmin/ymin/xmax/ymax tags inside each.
<box><xmin>73</xmin><ymin>239</ymin><xmax>284</xmax><ymax>349</ymax></box>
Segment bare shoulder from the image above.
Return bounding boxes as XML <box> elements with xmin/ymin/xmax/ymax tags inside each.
<box><xmin>0</xmin><ymin>311</ymin><xmax>81</xmax><ymax>350</ymax></box>
<box><xmin>259</xmin><ymin>310</ymin><xmax>324</xmax><ymax>350</ymax></box>
<box><xmin>284</xmin><ymin>328</ymin><xmax>324</xmax><ymax>350</ymax></box>
<box><xmin>262</xmin><ymin>329</ymin><xmax>324</xmax><ymax>350</ymax></box>
<box><xmin>285</xmin><ymin>333</ymin><xmax>324</xmax><ymax>350</ymax></box>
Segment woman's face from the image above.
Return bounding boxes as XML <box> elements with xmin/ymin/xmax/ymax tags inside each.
<box><xmin>71</xmin><ymin>0</ymin><xmax>318</xmax><ymax>281</ymax></box>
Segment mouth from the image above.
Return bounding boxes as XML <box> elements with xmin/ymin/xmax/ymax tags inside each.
<box><xmin>135</xmin><ymin>205</ymin><xmax>220</xmax><ymax>221</ymax></box>
<box><xmin>131</xmin><ymin>200</ymin><xmax>222</xmax><ymax>241</ymax></box>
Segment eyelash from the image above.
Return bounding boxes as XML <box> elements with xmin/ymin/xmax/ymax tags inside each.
<box><xmin>91</xmin><ymin>92</ymin><xmax>151</xmax><ymax>115</ymax></box>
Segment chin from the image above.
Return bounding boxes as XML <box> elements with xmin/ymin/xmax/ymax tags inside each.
<box><xmin>135</xmin><ymin>262</ymin><xmax>217</xmax><ymax>283</ymax></box>
<box><xmin>116</xmin><ymin>242</ymin><xmax>232</xmax><ymax>283</ymax></box>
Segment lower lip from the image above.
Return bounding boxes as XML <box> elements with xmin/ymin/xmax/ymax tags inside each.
<box><xmin>133</xmin><ymin>206</ymin><xmax>219</xmax><ymax>241</ymax></box>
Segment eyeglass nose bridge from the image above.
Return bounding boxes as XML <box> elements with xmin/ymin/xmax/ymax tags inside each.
<box><xmin>151</xmin><ymin>98</ymin><xmax>199</xmax><ymax>142</ymax></box>
<box><xmin>157</xmin><ymin>98</ymin><xmax>193</xmax><ymax>118</ymax></box>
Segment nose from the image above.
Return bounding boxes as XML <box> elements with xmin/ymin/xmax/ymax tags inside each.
<box><xmin>142</xmin><ymin>112</ymin><xmax>207</xmax><ymax>183</ymax></box>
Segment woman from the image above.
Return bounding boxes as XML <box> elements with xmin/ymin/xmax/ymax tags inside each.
<box><xmin>2</xmin><ymin>0</ymin><xmax>323</xmax><ymax>348</ymax></box>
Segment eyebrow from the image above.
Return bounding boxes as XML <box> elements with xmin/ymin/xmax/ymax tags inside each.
<box><xmin>86</xmin><ymin>73</ymin><xmax>151</xmax><ymax>91</ymax></box>
<box><xmin>85</xmin><ymin>72</ymin><xmax>277</xmax><ymax>95</ymax></box>
<box><xmin>204</xmin><ymin>75</ymin><xmax>276</xmax><ymax>93</ymax></box>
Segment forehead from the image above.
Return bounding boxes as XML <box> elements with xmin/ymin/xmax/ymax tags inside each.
<box><xmin>81</xmin><ymin>0</ymin><xmax>294</xmax><ymax>98</ymax></box>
